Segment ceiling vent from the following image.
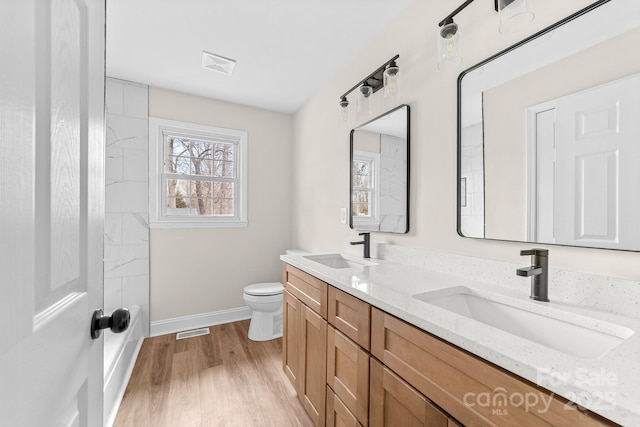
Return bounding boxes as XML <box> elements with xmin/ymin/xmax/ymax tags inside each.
<box><xmin>201</xmin><ymin>50</ymin><xmax>236</xmax><ymax>76</ymax></box>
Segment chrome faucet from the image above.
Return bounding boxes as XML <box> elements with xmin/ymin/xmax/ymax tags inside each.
<box><xmin>350</xmin><ymin>232</ymin><xmax>370</xmax><ymax>258</ymax></box>
<box><xmin>516</xmin><ymin>249</ymin><xmax>549</xmax><ymax>302</ymax></box>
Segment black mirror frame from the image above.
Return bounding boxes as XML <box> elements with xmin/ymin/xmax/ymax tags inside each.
<box><xmin>350</xmin><ymin>104</ymin><xmax>410</xmax><ymax>234</ymax></box>
<box><xmin>454</xmin><ymin>0</ymin><xmax>635</xmax><ymax>251</ymax></box>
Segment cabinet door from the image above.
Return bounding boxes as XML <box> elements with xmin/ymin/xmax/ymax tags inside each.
<box><xmin>283</xmin><ymin>290</ymin><xmax>301</xmax><ymax>390</ymax></box>
<box><xmin>327</xmin><ymin>386</ymin><xmax>364</xmax><ymax>427</ymax></box>
<box><xmin>370</xmin><ymin>359</ymin><xmax>448</xmax><ymax>427</ymax></box>
<box><xmin>328</xmin><ymin>286</ymin><xmax>371</xmax><ymax>350</ymax></box>
<box><xmin>300</xmin><ymin>304</ymin><xmax>327</xmax><ymax>427</ymax></box>
<box><xmin>327</xmin><ymin>326</ymin><xmax>369</xmax><ymax>425</ymax></box>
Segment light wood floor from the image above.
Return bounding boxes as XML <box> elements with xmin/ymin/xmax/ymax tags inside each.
<box><xmin>114</xmin><ymin>320</ymin><xmax>313</xmax><ymax>427</ymax></box>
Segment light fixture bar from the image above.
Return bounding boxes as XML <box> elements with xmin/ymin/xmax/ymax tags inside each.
<box><xmin>339</xmin><ymin>54</ymin><xmax>399</xmax><ymax>101</ymax></box>
<box><xmin>439</xmin><ymin>0</ymin><xmax>476</xmax><ymax>26</ymax></box>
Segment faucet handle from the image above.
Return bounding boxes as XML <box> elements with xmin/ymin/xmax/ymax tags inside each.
<box><xmin>520</xmin><ymin>248</ymin><xmax>549</xmax><ymax>257</ymax></box>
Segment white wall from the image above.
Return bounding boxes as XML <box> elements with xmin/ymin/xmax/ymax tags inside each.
<box><xmin>291</xmin><ymin>0</ymin><xmax>640</xmax><ymax>281</ymax></box>
<box><xmin>148</xmin><ymin>87</ymin><xmax>292</xmax><ymax>322</ymax></box>
<box><xmin>104</xmin><ymin>78</ymin><xmax>150</xmax><ymax>335</ymax></box>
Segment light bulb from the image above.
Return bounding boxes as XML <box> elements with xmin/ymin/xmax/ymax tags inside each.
<box><xmin>357</xmin><ymin>83</ymin><xmax>373</xmax><ymax>114</ymax></box>
<box><xmin>338</xmin><ymin>96</ymin><xmax>349</xmax><ymax>124</ymax></box>
<box><xmin>383</xmin><ymin>61</ymin><xmax>400</xmax><ymax>98</ymax></box>
<box><xmin>498</xmin><ymin>0</ymin><xmax>534</xmax><ymax>34</ymax></box>
<box><xmin>438</xmin><ymin>21</ymin><xmax>462</xmax><ymax>69</ymax></box>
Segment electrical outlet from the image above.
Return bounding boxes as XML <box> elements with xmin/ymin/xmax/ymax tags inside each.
<box><xmin>340</xmin><ymin>208</ymin><xmax>347</xmax><ymax>224</ymax></box>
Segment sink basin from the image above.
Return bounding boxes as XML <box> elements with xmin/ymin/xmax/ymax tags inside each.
<box><xmin>414</xmin><ymin>287</ymin><xmax>634</xmax><ymax>359</ymax></box>
<box><xmin>303</xmin><ymin>253</ymin><xmax>377</xmax><ymax>269</ymax></box>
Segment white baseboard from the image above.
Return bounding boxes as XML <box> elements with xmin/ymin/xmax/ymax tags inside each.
<box><xmin>150</xmin><ymin>306</ymin><xmax>252</xmax><ymax>337</ymax></box>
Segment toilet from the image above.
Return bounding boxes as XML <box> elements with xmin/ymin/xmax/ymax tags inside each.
<box><xmin>243</xmin><ymin>282</ymin><xmax>284</xmax><ymax>341</ymax></box>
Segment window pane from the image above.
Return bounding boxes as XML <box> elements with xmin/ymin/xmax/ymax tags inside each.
<box><xmin>189</xmin><ymin>180</ymin><xmax>213</xmax><ymax>199</ymax></box>
<box><xmin>167</xmin><ymin>178</ymin><xmax>191</xmax><ymax>201</ymax></box>
<box><xmin>214</xmin><ymin>182</ymin><xmax>234</xmax><ymax>198</ymax></box>
<box><xmin>214</xmin><ymin>198</ymin><xmax>234</xmax><ymax>216</ymax></box>
<box><xmin>167</xmin><ymin>138</ymin><xmax>190</xmax><ymax>174</ymax></box>
<box><xmin>213</xmin><ymin>160</ymin><xmax>234</xmax><ymax>178</ymax></box>
<box><xmin>169</xmin><ymin>137</ymin><xmax>190</xmax><ymax>154</ymax></box>
<box><xmin>213</xmin><ymin>144</ymin><xmax>233</xmax><ymax>176</ymax></box>
<box><xmin>352</xmin><ymin>190</ymin><xmax>370</xmax><ymax>216</ymax></box>
<box><xmin>352</xmin><ymin>160</ymin><xmax>371</xmax><ymax>188</ymax></box>
<box><xmin>189</xmin><ymin>198</ymin><xmax>213</xmax><ymax>216</ymax></box>
<box><xmin>190</xmin><ymin>140</ymin><xmax>214</xmax><ymax>176</ymax></box>
<box><xmin>214</xmin><ymin>182</ymin><xmax>234</xmax><ymax>216</ymax></box>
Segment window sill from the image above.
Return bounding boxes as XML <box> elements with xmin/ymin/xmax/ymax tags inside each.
<box><xmin>149</xmin><ymin>220</ymin><xmax>248</xmax><ymax>229</ymax></box>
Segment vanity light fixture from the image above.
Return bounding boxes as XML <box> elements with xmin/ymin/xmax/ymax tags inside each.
<box><xmin>338</xmin><ymin>55</ymin><xmax>400</xmax><ymax>122</ymax></box>
<box><xmin>437</xmin><ymin>0</ymin><xmax>534</xmax><ymax>68</ymax></box>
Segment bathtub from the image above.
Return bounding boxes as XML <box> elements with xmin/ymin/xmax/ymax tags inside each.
<box><xmin>104</xmin><ymin>305</ymin><xmax>144</xmax><ymax>427</ymax></box>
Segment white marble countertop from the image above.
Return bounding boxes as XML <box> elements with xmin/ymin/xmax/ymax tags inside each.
<box><xmin>280</xmin><ymin>252</ymin><xmax>640</xmax><ymax>426</ymax></box>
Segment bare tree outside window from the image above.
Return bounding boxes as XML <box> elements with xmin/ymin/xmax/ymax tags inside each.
<box><xmin>165</xmin><ymin>136</ymin><xmax>235</xmax><ymax>217</ymax></box>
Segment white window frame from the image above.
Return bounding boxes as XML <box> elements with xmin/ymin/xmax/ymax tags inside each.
<box><xmin>149</xmin><ymin>117</ymin><xmax>248</xmax><ymax>228</ymax></box>
<box><xmin>352</xmin><ymin>150</ymin><xmax>380</xmax><ymax>230</ymax></box>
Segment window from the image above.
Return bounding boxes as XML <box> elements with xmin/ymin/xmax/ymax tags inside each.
<box><xmin>149</xmin><ymin>118</ymin><xmax>247</xmax><ymax>228</ymax></box>
<box><xmin>351</xmin><ymin>150</ymin><xmax>380</xmax><ymax>229</ymax></box>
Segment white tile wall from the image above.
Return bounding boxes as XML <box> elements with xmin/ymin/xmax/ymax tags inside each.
<box><xmin>104</xmin><ymin>78</ymin><xmax>150</xmax><ymax>336</ymax></box>
<box><xmin>460</xmin><ymin>123</ymin><xmax>484</xmax><ymax>238</ymax></box>
<box><xmin>105</xmin><ymin>181</ymin><xmax>149</xmax><ymax>213</ymax></box>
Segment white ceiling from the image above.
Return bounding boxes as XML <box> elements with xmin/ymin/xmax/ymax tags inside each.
<box><xmin>106</xmin><ymin>0</ymin><xmax>413</xmax><ymax>114</ymax></box>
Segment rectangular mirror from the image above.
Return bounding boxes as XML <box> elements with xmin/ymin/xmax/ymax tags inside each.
<box><xmin>351</xmin><ymin>104</ymin><xmax>410</xmax><ymax>233</ymax></box>
<box><xmin>458</xmin><ymin>0</ymin><xmax>640</xmax><ymax>251</ymax></box>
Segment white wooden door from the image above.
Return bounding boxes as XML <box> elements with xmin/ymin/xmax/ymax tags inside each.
<box><xmin>0</xmin><ymin>0</ymin><xmax>105</xmax><ymax>426</ymax></box>
<box><xmin>554</xmin><ymin>74</ymin><xmax>640</xmax><ymax>249</ymax></box>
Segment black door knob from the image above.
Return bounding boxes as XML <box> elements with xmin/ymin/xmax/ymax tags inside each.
<box><xmin>90</xmin><ymin>308</ymin><xmax>130</xmax><ymax>339</ymax></box>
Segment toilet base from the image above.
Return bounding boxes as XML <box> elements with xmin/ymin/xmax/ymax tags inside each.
<box><xmin>248</xmin><ymin>308</ymin><xmax>283</xmax><ymax>341</ymax></box>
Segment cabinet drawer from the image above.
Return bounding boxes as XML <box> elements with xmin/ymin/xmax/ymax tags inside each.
<box><xmin>371</xmin><ymin>308</ymin><xmax>616</xmax><ymax>427</ymax></box>
<box><xmin>327</xmin><ymin>326</ymin><xmax>369</xmax><ymax>426</ymax></box>
<box><xmin>326</xmin><ymin>386</ymin><xmax>364</xmax><ymax>427</ymax></box>
<box><xmin>370</xmin><ymin>358</ymin><xmax>448</xmax><ymax>427</ymax></box>
<box><xmin>328</xmin><ymin>286</ymin><xmax>371</xmax><ymax>350</ymax></box>
<box><xmin>283</xmin><ymin>264</ymin><xmax>327</xmax><ymax>318</ymax></box>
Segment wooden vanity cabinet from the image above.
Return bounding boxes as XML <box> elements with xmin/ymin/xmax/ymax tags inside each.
<box><xmin>283</xmin><ymin>264</ymin><xmax>616</xmax><ymax>427</ymax></box>
<box><xmin>370</xmin><ymin>308</ymin><xmax>617</xmax><ymax>427</ymax></box>
<box><xmin>283</xmin><ymin>264</ymin><xmax>328</xmax><ymax>427</ymax></box>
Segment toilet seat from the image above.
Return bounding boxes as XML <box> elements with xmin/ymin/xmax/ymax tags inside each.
<box><xmin>244</xmin><ymin>282</ymin><xmax>283</xmax><ymax>296</ymax></box>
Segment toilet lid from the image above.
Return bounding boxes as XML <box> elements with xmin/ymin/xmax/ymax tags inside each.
<box><xmin>244</xmin><ymin>282</ymin><xmax>283</xmax><ymax>296</ymax></box>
